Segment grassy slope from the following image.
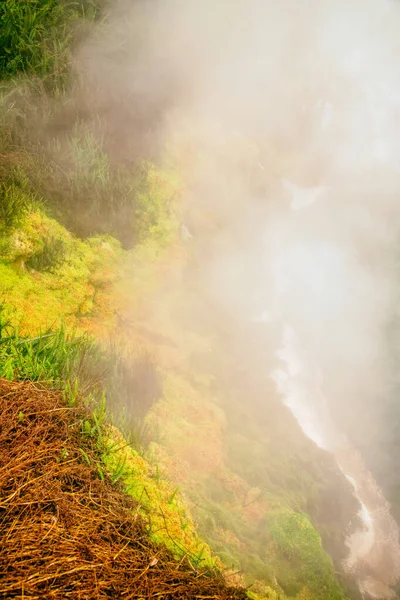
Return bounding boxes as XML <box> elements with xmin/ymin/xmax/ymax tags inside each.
<box><xmin>0</xmin><ymin>377</ymin><xmax>249</xmax><ymax>599</ymax></box>
<box><xmin>0</xmin><ymin>205</ymin><xmax>350</xmax><ymax>599</ymax></box>
<box><xmin>115</xmin><ymin>262</ymin><xmax>355</xmax><ymax>600</ymax></box>
<box><xmin>0</xmin><ymin>188</ymin><xmax>352</xmax><ymax>599</ymax></box>
<box><xmin>0</xmin><ymin>210</ymin><xmax>121</xmax><ymax>334</ymax></box>
<box><xmin>0</xmin><ymin>2</ymin><xmax>356</xmax><ymax>599</ymax></box>
<box><xmin>0</xmin><ymin>228</ymin><xmax>218</xmax><ymax>565</ymax></box>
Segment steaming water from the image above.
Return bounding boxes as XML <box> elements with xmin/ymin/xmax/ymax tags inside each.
<box><xmin>272</xmin><ymin>323</ymin><xmax>400</xmax><ymax>599</ymax></box>
<box><xmin>344</xmin><ymin>474</ymin><xmax>375</xmax><ymax>564</ymax></box>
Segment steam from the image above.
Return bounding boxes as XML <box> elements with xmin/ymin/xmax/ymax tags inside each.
<box><xmin>77</xmin><ymin>0</ymin><xmax>400</xmax><ymax>593</ymax></box>
<box><xmin>75</xmin><ymin>0</ymin><xmax>400</xmax><ymax>482</ymax></box>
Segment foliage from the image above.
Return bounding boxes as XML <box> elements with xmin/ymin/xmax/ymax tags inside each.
<box><xmin>0</xmin><ymin>209</ymin><xmax>122</xmax><ymax>332</ymax></box>
<box><xmin>133</xmin><ymin>161</ymin><xmax>180</xmax><ymax>246</ymax></box>
<box><xmin>0</xmin><ymin>182</ymin><xmax>28</xmax><ymax>228</ymax></box>
<box><xmin>0</xmin><ymin>320</ymin><xmax>93</xmax><ymax>383</ymax></box>
<box><xmin>43</xmin><ymin>130</ymin><xmax>132</xmax><ymax>242</ymax></box>
<box><xmin>0</xmin><ymin>306</ymin><xmax>219</xmax><ymax>578</ymax></box>
<box><xmin>144</xmin><ymin>320</ymin><xmax>353</xmax><ymax>600</ymax></box>
<box><xmin>0</xmin><ymin>2</ymin><xmax>355</xmax><ymax>598</ymax></box>
<box><xmin>0</xmin><ymin>168</ymin><xmax>38</xmax><ymax>229</ymax></box>
<box><xmin>26</xmin><ymin>234</ymin><xmax>67</xmax><ymax>271</ymax></box>
<box><xmin>0</xmin><ymin>0</ymin><xmax>99</xmax><ymax>92</ymax></box>
<box><xmin>0</xmin><ymin>0</ymin><xmax>179</xmax><ymax>250</ymax></box>
<box><xmin>102</xmin><ymin>426</ymin><xmax>217</xmax><ymax>569</ymax></box>
<box><xmin>0</xmin><ymin>377</ymin><xmax>246</xmax><ymax>600</ymax></box>
<box><xmin>268</xmin><ymin>511</ymin><xmax>344</xmax><ymax>600</ymax></box>
<box><xmin>0</xmin><ymin>106</ymin><xmax>179</xmax><ymax>249</ymax></box>
<box><xmin>42</xmin><ymin>130</ymin><xmax>179</xmax><ymax>248</ymax></box>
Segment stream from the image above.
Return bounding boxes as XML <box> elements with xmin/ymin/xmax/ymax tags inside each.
<box><xmin>273</xmin><ymin>322</ymin><xmax>400</xmax><ymax>599</ymax></box>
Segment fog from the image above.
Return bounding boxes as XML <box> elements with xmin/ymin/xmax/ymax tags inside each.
<box><xmin>84</xmin><ymin>0</ymin><xmax>400</xmax><ymax>442</ymax></box>
<box><xmin>76</xmin><ymin>0</ymin><xmax>400</xmax><ymax>470</ymax></box>
<box><xmin>76</xmin><ymin>0</ymin><xmax>400</xmax><ymax>593</ymax></box>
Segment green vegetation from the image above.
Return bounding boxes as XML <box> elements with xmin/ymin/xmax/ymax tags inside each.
<box><xmin>0</xmin><ymin>210</ymin><xmax>122</xmax><ymax>333</ymax></box>
<box><xmin>0</xmin><ymin>2</ymin><xmax>356</xmax><ymax>599</ymax></box>
<box><xmin>38</xmin><ymin>129</ymin><xmax>179</xmax><ymax>247</ymax></box>
<box><xmin>146</xmin><ymin>366</ymin><xmax>351</xmax><ymax>600</ymax></box>
<box><xmin>268</xmin><ymin>511</ymin><xmax>343</xmax><ymax>599</ymax></box>
<box><xmin>0</xmin><ymin>323</ymin><xmax>216</xmax><ymax>567</ymax></box>
<box><xmin>102</xmin><ymin>427</ymin><xmax>217</xmax><ymax>567</ymax></box>
<box><xmin>0</xmin><ymin>168</ymin><xmax>34</xmax><ymax>228</ymax></box>
<box><xmin>0</xmin><ymin>0</ymin><xmax>99</xmax><ymax>91</ymax></box>
<box><xmin>0</xmin><ymin>95</ymin><xmax>179</xmax><ymax>248</ymax></box>
<box><xmin>0</xmin><ymin>0</ymin><xmax>179</xmax><ymax>249</ymax></box>
<box><xmin>0</xmin><ymin>323</ymin><xmax>91</xmax><ymax>382</ymax></box>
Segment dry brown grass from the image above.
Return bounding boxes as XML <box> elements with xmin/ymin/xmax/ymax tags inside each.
<box><xmin>0</xmin><ymin>379</ymin><xmax>247</xmax><ymax>599</ymax></box>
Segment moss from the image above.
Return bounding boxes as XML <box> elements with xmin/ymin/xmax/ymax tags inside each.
<box><xmin>0</xmin><ymin>198</ymin><xmax>350</xmax><ymax>600</ymax></box>
<box><xmin>133</xmin><ymin>161</ymin><xmax>180</xmax><ymax>246</ymax></box>
<box><xmin>101</xmin><ymin>425</ymin><xmax>217</xmax><ymax>568</ymax></box>
<box><xmin>0</xmin><ymin>210</ymin><xmax>123</xmax><ymax>334</ymax></box>
<box><xmin>133</xmin><ymin>326</ymin><xmax>349</xmax><ymax>600</ymax></box>
<box><xmin>247</xmin><ymin>590</ymin><xmax>279</xmax><ymax>600</ymax></box>
<box><xmin>268</xmin><ymin>511</ymin><xmax>345</xmax><ymax>600</ymax></box>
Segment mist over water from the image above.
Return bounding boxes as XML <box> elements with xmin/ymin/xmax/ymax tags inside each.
<box><xmin>273</xmin><ymin>313</ymin><xmax>400</xmax><ymax>597</ymax></box>
<box><xmin>79</xmin><ymin>0</ymin><xmax>400</xmax><ymax>596</ymax></box>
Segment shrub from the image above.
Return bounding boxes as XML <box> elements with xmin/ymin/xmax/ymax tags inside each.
<box><xmin>26</xmin><ymin>234</ymin><xmax>67</xmax><ymax>271</ymax></box>
<box><xmin>42</xmin><ymin>130</ymin><xmax>179</xmax><ymax>248</ymax></box>
<box><xmin>268</xmin><ymin>510</ymin><xmax>344</xmax><ymax>600</ymax></box>
<box><xmin>133</xmin><ymin>161</ymin><xmax>179</xmax><ymax>246</ymax></box>
<box><xmin>0</xmin><ymin>170</ymin><xmax>37</xmax><ymax>229</ymax></box>
<box><xmin>0</xmin><ymin>181</ymin><xmax>27</xmax><ymax>228</ymax></box>
<box><xmin>0</xmin><ymin>0</ymin><xmax>99</xmax><ymax>91</ymax></box>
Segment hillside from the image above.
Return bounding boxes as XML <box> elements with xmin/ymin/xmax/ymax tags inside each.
<box><xmin>0</xmin><ymin>1</ymin><xmax>370</xmax><ymax>599</ymax></box>
<box><xmin>0</xmin><ymin>159</ymin><xmax>357</xmax><ymax>600</ymax></box>
<box><xmin>0</xmin><ymin>377</ymin><xmax>246</xmax><ymax>599</ymax></box>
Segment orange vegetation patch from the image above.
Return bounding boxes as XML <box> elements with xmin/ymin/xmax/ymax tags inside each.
<box><xmin>0</xmin><ymin>379</ymin><xmax>247</xmax><ymax>600</ymax></box>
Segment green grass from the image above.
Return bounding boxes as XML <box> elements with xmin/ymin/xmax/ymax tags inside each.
<box><xmin>0</xmin><ymin>0</ymin><xmax>99</xmax><ymax>92</ymax></box>
<box><xmin>268</xmin><ymin>511</ymin><xmax>344</xmax><ymax>600</ymax></box>
<box><xmin>41</xmin><ymin>129</ymin><xmax>180</xmax><ymax>248</ymax></box>
<box><xmin>101</xmin><ymin>427</ymin><xmax>218</xmax><ymax>569</ymax></box>
<box><xmin>0</xmin><ymin>320</ymin><xmax>220</xmax><ymax>576</ymax></box>
<box><xmin>0</xmin><ymin>0</ymin><xmax>179</xmax><ymax>250</ymax></box>
<box><xmin>100</xmin><ymin>347</ymin><xmax>162</xmax><ymax>445</ymax></box>
<box><xmin>0</xmin><ymin>96</ymin><xmax>179</xmax><ymax>249</ymax></box>
<box><xmin>0</xmin><ymin>0</ymin><xmax>248</xmax><ymax>594</ymax></box>
<box><xmin>0</xmin><ymin>2</ymin><xmax>354</xmax><ymax>598</ymax></box>
<box><xmin>26</xmin><ymin>233</ymin><xmax>67</xmax><ymax>271</ymax></box>
<box><xmin>0</xmin><ymin>321</ymin><xmax>94</xmax><ymax>384</ymax></box>
<box><xmin>143</xmin><ymin>349</ymin><xmax>351</xmax><ymax>600</ymax></box>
